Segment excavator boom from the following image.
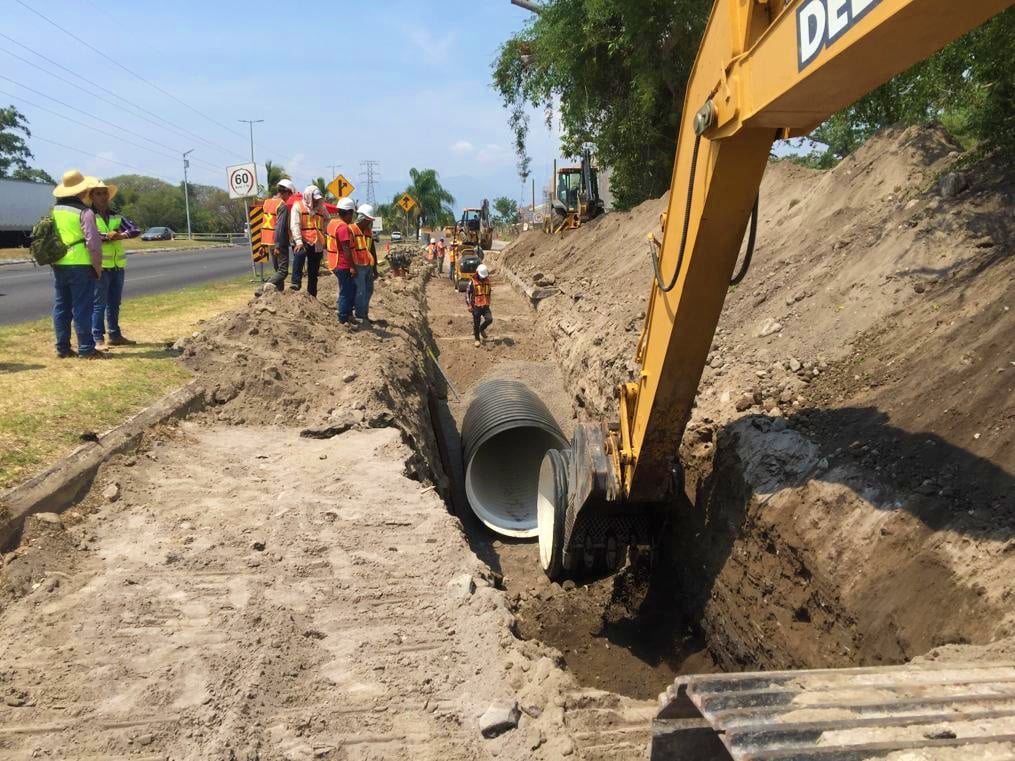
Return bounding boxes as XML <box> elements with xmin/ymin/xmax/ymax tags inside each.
<box><xmin>536</xmin><ymin>0</ymin><xmax>1012</xmax><ymax>571</ymax></box>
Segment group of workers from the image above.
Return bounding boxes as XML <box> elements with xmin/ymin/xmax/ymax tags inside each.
<box><xmin>48</xmin><ymin>169</ymin><xmax>140</xmax><ymax>359</ymax></box>
<box><xmin>425</xmin><ymin>236</ymin><xmax>493</xmax><ymax>348</ymax></box>
<box><xmin>259</xmin><ymin>179</ymin><xmax>379</xmax><ymax>326</ymax></box>
<box><xmin>45</xmin><ymin>168</ymin><xmax>491</xmax><ymax>355</ymax></box>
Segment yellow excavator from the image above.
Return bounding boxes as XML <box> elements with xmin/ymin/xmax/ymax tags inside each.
<box><xmin>522</xmin><ymin>0</ymin><xmax>1014</xmax><ymax>756</ymax></box>
<box><xmin>543</xmin><ymin>148</ymin><xmax>606</xmax><ymax>234</ymax></box>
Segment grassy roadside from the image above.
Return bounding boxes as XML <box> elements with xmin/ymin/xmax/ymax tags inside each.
<box><xmin>0</xmin><ymin>238</ymin><xmax>227</xmax><ymax>261</ymax></box>
<box><xmin>0</xmin><ymin>275</ymin><xmax>251</xmax><ymax>489</ymax></box>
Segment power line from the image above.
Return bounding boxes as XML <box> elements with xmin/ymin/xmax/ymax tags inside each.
<box><xmin>0</xmin><ymin>33</ymin><xmax>244</xmax><ymax>162</ymax></box>
<box><xmin>0</xmin><ymin>74</ymin><xmax>222</xmax><ymax>173</ymax></box>
<box><xmin>360</xmin><ymin>160</ymin><xmax>380</xmax><ymax>206</ymax></box>
<box><xmin>15</xmin><ymin>0</ymin><xmax>248</xmax><ymax>142</ymax></box>
<box><xmin>30</xmin><ymin>135</ymin><xmax>180</xmax><ymax>184</ymax></box>
<box><xmin>0</xmin><ymin>87</ymin><xmax>218</xmax><ymax>178</ymax></box>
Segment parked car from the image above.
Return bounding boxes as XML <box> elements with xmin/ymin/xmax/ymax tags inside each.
<box><xmin>141</xmin><ymin>226</ymin><xmax>174</xmax><ymax>241</ymax></box>
<box><xmin>391</xmin><ymin>230</ymin><xmax>402</xmax><ymax>241</ymax></box>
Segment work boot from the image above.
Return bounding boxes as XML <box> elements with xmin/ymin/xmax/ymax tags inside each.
<box><xmin>79</xmin><ymin>350</ymin><xmax>111</xmax><ymax>360</ymax></box>
<box><xmin>107</xmin><ymin>335</ymin><xmax>136</xmax><ymax>346</ymax></box>
<box><xmin>57</xmin><ymin>349</ymin><xmax>77</xmax><ymax>359</ymax></box>
<box><xmin>94</xmin><ymin>341</ymin><xmax>106</xmax><ymax>351</ymax></box>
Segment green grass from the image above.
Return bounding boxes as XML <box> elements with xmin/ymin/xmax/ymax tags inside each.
<box><xmin>0</xmin><ymin>275</ymin><xmax>251</xmax><ymax>489</ymax></box>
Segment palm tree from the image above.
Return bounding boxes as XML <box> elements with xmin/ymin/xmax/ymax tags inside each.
<box><xmin>313</xmin><ymin>176</ymin><xmax>336</xmax><ymax>202</ymax></box>
<box><xmin>405</xmin><ymin>168</ymin><xmax>456</xmax><ymax>230</ymax></box>
<box><xmin>262</xmin><ymin>160</ymin><xmax>290</xmax><ymax>195</ymax></box>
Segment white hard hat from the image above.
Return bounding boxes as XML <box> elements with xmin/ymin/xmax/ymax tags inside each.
<box><xmin>477</xmin><ymin>263</ymin><xmax>489</xmax><ymax>279</ymax></box>
<box><xmin>356</xmin><ymin>203</ymin><xmax>375</xmax><ymax>219</ymax></box>
<box><xmin>337</xmin><ymin>197</ymin><xmax>356</xmax><ymax>211</ymax></box>
<box><xmin>277</xmin><ymin>179</ymin><xmax>295</xmax><ymax>192</ymax></box>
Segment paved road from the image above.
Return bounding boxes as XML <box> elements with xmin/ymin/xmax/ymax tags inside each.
<box><xmin>0</xmin><ymin>246</ymin><xmax>255</xmax><ymax>325</ymax></box>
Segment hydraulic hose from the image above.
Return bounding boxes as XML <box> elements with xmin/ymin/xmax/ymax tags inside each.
<box><xmin>730</xmin><ymin>193</ymin><xmax>759</xmax><ymax>286</ymax></box>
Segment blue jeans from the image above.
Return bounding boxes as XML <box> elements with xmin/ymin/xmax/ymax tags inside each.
<box><xmin>334</xmin><ymin>268</ymin><xmax>357</xmax><ymax>322</ymax></box>
<box><xmin>354</xmin><ymin>267</ymin><xmax>374</xmax><ymax>319</ymax></box>
<box><xmin>93</xmin><ymin>268</ymin><xmax>125</xmax><ymax>342</ymax></box>
<box><xmin>53</xmin><ymin>265</ymin><xmax>97</xmax><ymax>355</ymax></box>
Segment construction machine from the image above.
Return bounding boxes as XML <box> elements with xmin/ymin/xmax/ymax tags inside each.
<box><xmin>543</xmin><ymin>148</ymin><xmax>605</xmax><ymax>234</ymax></box>
<box><xmin>524</xmin><ymin>0</ymin><xmax>1014</xmax><ymax>756</ymax></box>
<box><xmin>458</xmin><ymin>200</ymin><xmax>494</xmax><ymax>251</ymax></box>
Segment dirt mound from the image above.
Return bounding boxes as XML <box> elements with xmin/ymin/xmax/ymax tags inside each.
<box><xmin>499</xmin><ymin>124</ymin><xmax>1015</xmax><ymax>670</ymax></box>
<box><xmin>177</xmin><ymin>274</ymin><xmax>446</xmax><ymax>487</ymax></box>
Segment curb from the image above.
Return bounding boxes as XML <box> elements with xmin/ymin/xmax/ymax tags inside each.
<box><xmin>0</xmin><ymin>382</ymin><xmax>208</xmax><ymax>551</ymax></box>
<box><xmin>0</xmin><ymin>244</ymin><xmax>240</xmax><ymax>269</ymax></box>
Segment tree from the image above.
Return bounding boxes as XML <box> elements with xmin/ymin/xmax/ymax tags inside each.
<box><xmin>12</xmin><ymin>166</ymin><xmax>55</xmax><ymax>184</ymax></box>
<box><xmin>493</xmin><ymin>0</ymin><xmax>709</xmax><ymax>209</ymax></box>
<box><xmin>492</xmin><ymin>197</ymin><xmax>519</xmax><ymax>225</ymax></box>
<box><xmin>405</xmin><ymin>168</ymin><xmax>456</xmax><ymax>229</ymax></box>
<box><xmin>0</xmin><ymin>105</ymin><xmax>54</xmax><ymax>181</ymax></box>
<box><xmin>261</xmin><ymin>160</ymin><xmax>290</xmax><ymax>194</ymax></box>
<box><xmin>312</xmin><ymin>176</ymin><xmax>336</xmax><ymax>203</ymax></box>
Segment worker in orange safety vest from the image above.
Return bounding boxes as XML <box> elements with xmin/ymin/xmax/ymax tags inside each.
<box><xmin>259</xmin><ymin>179</ymin><xmax>295</xmax><ymax>294</ymax></box>
<box><xmin>290</xmin><ymin>185</ymin><xmax>329</xmax><ymax>297</ymax></box>
<box><xmin>465</xmin><ymin>262</ymin><xmax>493</xmax><ymax>348</ymax></box>
<box><xmin>325</xmin><ymin>197</ymin><xmax>358</xmax><ymax>325</ymax></box>
<box><xmin>350</xmin><ymin>204</ymin><xmax>377</xmax><ymax>325</ymax></box>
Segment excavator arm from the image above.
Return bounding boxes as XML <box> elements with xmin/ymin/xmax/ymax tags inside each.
<box><xmin>536</xmin><ymin>0</ymin><xmax>1011</xmax><ymax>578</ymax></box>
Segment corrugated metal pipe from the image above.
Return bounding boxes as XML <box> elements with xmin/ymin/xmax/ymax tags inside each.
<box><xmin>461</xmin><ymin>379</ymin><xmax>566</xmax><ymax>538</ymax></box>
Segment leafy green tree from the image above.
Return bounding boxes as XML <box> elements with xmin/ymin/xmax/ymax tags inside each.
<box><xmin>492</xmin><ymin>196</ymin><xmax>519</xmax><ymax>224</ymax></box>
<box><xmin>493</xmin><ymin>0</ymin><xmax>709</xmax><ymax>209</ymax></box>
<box><xmin>312</xmin><ymin>176</ymin><xmax>336</xmax><ymax>202</ymax></box>
<box><xmin>12</xmin><ymin>166</ymin><xmax>55</xmax><ymax>183</ymax></box>
<box><xmin>0</xmin><ymin>105</ymin><xmax>54</xmax><ymax>181</ymax></box>
<box><xmin>405</xmin><ymin>168</ymin><xmax>456</xmax><ymax>229</ymax></box>
<box><xmin>261</xmin><ymin>160</ymin><xmax>290</xmax><ymax>194</ymax></box>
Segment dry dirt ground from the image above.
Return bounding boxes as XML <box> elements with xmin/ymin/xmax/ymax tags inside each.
<box><xmin>0</xmin><ymin>274</ymin><xmax>640</xmax><ymax>760</ymax></box>
<box><xmin>500</xmin><ymin>125</ymin><xmax>1014</xmax><ymax>673</ymax></box>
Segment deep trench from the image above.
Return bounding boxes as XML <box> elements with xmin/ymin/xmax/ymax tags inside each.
<box><xmin>419</xmin><ymin>262</ymin><xmax>725</xmax><ymax>701</ymax></box>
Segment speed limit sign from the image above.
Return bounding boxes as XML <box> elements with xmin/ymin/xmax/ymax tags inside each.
<box><xmin>227</xmin><ymin>162</ymin><xmax>258</xmax><ymax>199</ymax></box>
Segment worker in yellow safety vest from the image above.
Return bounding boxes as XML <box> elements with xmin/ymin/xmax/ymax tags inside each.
<box><xmin>50</xmin><ymin>169</ymin><xmax>106</xmax><ymax>359</ymax></box>
<box><xmin>351</xmin><ymin>204</ymin><xmax>377</xmax><ymax>325</ymax></box>
<box><xmin>90</xmin><ymin>179</ymin><xmax>140</xmax><ymax>349</ymax></box>
<box><xmin>260</xmin><ymin>178</ymin><xmax>295</xmax><ymax>294</ymax></box>
<box><xmin>290</xmin><ymin>185</ymin><xmax>329</xmax><ymax>297</ymax></box>
<box><xmin>465</xmin><ymin>262</ymin><xmax>493</xmax><ymax>348</ymax></box>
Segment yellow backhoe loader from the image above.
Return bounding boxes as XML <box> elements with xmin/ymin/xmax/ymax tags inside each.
<box><xmin>543</xmin><ymin>148</ymin><xmax>605</xmax><ymax>234</ymax></box>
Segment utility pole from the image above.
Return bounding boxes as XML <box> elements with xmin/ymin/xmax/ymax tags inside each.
<box><xmin>328</xmin><ymin>164</ymin><xmax>342</xmax><ymax>179</ymax></box>
<box><xmin>182</xmin><ymin>149</ymin><xmax>194</xmax><ymax>239</ymax></box>
<box><xmin>238</xmin><ymin>118</ymin><xmax>264</xmax><ymax>281</ymax></box>
<box><xmin>360</xmin><ymin>160</ymin><xmax>380</xmax><ymax>206</ymax></box>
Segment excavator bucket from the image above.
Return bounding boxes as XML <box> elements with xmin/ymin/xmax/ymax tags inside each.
<box><xmin>650</xmin><ymin>662</ymin><xmax>1015</xmax><ymax>760</ymax></box>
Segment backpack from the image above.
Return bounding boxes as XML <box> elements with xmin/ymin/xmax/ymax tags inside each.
<box><xmin>29</xmin><ymin>215</ymin><xmax>76</xmax><ymax>266</ymax></box>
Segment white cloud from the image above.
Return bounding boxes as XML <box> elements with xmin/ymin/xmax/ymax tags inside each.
<box><xmin>451</xmin><ymin>140</ymin><xmax>475</xmax><ymax>155</ymax></box>
<box><xmin>476</xmin><ymin>144</ymin><xmax>511</xmax><ymax>165</ymax></box>
<box><xmin>407</xmin><ymin>28</ymin><xmax>457</xmax><ymax>65</ymax></box>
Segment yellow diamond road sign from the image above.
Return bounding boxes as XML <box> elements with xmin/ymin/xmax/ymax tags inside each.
<box><xmin>327</xmin><ymin>173</ymin><xmax>355</xmax><ymax>199</ymax></box>
<box><xmin>397</xmin><ymin>194</ymin><xmax>416</xmax><ymax>212</ymax></box>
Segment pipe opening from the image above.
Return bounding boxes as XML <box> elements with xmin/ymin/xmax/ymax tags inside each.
<box><xmin>465</xmin><ymin>427</ymin><xmax>564</xmax><ymax>538</ymax></box>
<box><xmin>461</xmin><ymin>379</ymin><xmax>566</xmax><ymax>538</ymax></box>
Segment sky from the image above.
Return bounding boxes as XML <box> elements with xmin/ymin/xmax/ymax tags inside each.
<box><xmin>2</xmin><ymin>0</ymin><xmax>563</xmax><ymax>213</ymax></box>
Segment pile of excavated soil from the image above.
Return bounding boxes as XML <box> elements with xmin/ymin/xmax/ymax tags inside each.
<box><xmin>499</xmin><ymin>125</ymin><xmax>1014</xmax><ymax>671</ymax></box>
<box><xmin>0</xmin><ymin>271</ymin><xmax>616</xmax><ymax>759</ymax></box>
